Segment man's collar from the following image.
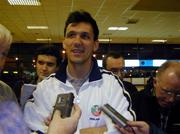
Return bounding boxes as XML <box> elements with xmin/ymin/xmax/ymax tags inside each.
<box><xmin>55</xmin><ymin>57</ymin><xmax>102</xmax><ymax>83</ymax></box>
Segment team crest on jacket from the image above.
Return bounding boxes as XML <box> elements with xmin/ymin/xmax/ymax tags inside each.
<box><xmin>91</xmin><ymin>105</ymin><xmax>101</xmax><ymax>116</ymax></box>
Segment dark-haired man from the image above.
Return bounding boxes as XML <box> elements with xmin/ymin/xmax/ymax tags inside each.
<box><xmin>24</xmin><ymin>10</ymin><xmax>135</xmax><ymax>134</ymax></box>
<box><xmin>103</xmin><ymin>52</ymin><xmax>138</xmax><ymax>97</ymax></box>
<box><xmin>33</xmin><ymin>45</ymin><xmax>61</xmax><ymax>84</ymax></box>
<box><xmin>20</xmin><ymin>45</ymin><xmax>61</xmax><ymax>107</ymax></box>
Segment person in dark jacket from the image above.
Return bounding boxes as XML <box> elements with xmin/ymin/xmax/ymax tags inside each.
<box><xmin>103</xmin><ymin>51</ymin><xmax>138</xmax><ymax>97</ymax></box>
<box><xmin>132</xmin><ymin>61</ymin><xmax>180</xmax><ymax>134</ymax></box>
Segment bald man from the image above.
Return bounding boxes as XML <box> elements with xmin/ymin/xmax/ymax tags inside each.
<box><xmin>132</xmin><ymin>61</ymin><xmax>180</xmax><ymax>134</ymax></box>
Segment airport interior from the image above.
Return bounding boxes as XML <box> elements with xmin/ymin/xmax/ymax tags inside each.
<box><xmin>1</xmin><ymin>0</ymin><xmax>180</xmax><ymax>90</ymax></box>
<box><xmin>1</xmin><ymin>0</ymin><xmax>180</xmax><ymax>134</ymax></box>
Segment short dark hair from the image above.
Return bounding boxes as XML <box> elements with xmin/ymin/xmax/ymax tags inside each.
<box><xmin>64</xmin><ymin>10</ymin><xmax>99</xmax><ymax>41</ymax></box>
<box><xmin>34</xmin><ymin>45</ymin><xmax>62</xmax><ymax>66</ymax></box>
<box><xmin>103</xmin><ymin>51</ymin><xmax>124</xmax><ymax>69</ymax></box>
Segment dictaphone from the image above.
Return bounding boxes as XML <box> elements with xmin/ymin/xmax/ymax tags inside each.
<box><xmin>53</xmin><ymin>93</ymin><xmax>74</xmax><ymax>118</ymax></box>
<box><xmin>101</xmin><ymin>103</ymin><xmax>128</xmax><ymax>127</ymax></box>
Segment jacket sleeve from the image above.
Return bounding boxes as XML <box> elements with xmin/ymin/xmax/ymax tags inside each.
<box><xmin>23</xmin><ymin>80</ymin><xmax>53</xmax><ymax>133</ymax></box>
<box><xmin>0</xmin><ymin>81</ymin><xmax>18</xmax><ymax>103</ymax></box>
<box><xmin>103</xmin><ymin>76</ymin><xmax>136</xmax><ymax>134</ymax></box>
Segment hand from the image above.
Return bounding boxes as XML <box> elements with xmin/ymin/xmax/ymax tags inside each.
<box><xmin>47</xmin><ymin>104</ymin><xmax>81</xmax><ymax>134</ymax></box>
<box><xmin>44</xmin><ymin>115</ymin><xmax>51</xmax><ymax>126</ymax></box>
<box><xmin>115</xmin><ymin>121</ymin><xmax>150</xmax><ymax>134</ymax></box>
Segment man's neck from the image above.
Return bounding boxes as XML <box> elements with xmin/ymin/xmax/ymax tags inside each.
<box><xmin>67</xmin><ymin>60</ymin><xmax>92</xmax><ymax>79</ymax></box>
<box><xmin>37</xmin><ymin>77</ymin><xmax>43</xmax><ymax>84</ymax></box>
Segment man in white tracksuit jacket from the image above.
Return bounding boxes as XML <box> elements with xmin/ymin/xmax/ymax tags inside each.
<box><xmin>24</xmin><ymin>10</ymin><xmax>136</xmax><ymax>134</ymax></box>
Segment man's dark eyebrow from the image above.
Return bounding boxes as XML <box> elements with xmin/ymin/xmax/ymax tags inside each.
<box><xmin>66</xmin><ymin>31</ymin><xmax>90</xmax><ymax>36</ymax></box>
<box><xmin>81</xmin><ymin>32</ymin><xmax>90</xmax><ymax>35</ymax></box>
<box><xmin>65</xmin><ymin>31</ymin><xmax>76</xmax><ymax>36</ymax></box>
<box><xmin>67</xmin><ymin>31</ymin><xmax>75</xmax><ymax>33</ymax></box>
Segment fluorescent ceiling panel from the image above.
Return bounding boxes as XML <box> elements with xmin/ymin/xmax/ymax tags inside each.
<box><xmin>108</xmin><ymin>27</ymin><xmax>128</xmax><ymax>31</ymax></box>
<box><xmin>36</xmin><ymin>38</ymin><xmax>52</xmax><ymax>41</ymax></box>
<box><xmin>152</xmin><ymin>39</ymin><xmax>167</xmax><ymax>43</ymax></box>
<box><xmin>27</xmin><ymin>26</ymin><xmax>48</xmax><ymax>29</ymax></box>
<box><xmin>98</xmin><ymin>39</ymin><xmax>112</xmax><ymax>42</ymax></box>
<box><xmin>7</xmin><ymin>0</ymin><xmax>41</xmax><ymax>6</ymax></box>
<box><xmin>118</xmin><ymin>27</ymin><xmax>128</xmax><ymax>30</ymax></box>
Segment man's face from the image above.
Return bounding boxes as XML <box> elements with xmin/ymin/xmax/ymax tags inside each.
<box><xmin>0</xmin><ymin>45</ymin><xmax>9</xmax><ymax>73</ymax></box>
<box><xmin>36</xmin><ymin>55</ymin><xmax>59</xmax><ymax>81</ymax></box>
<box><xmin>154</xmin><ymin>70</ymin><xmax>180</xmax><ymax>108</ymax></box>
<box><xmin>63</xmin><ymin>22</ymin><xmax>99</xmax><ymax>65</ymax></box>
<box><xmin>106</xmin><ymin>57</ymin><xmax>125</xmax><ymax>79</ymax></box>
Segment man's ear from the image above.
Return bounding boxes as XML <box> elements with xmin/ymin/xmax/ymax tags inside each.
<box><xmin>93</xmin><ymin>40</ymin><xmax>99</xmax><ymax>52</ymax></box>
<box><xmin>153</xmin><ymin>77</ymin><xmax>157</xmax><ymax>87</ymax></box>
<box><xmin>62</xmin><ymin>40</ymin><xmax>66</xmax><ymax>50</ymax></box>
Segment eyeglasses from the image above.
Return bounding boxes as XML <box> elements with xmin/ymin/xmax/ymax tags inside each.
<box><xmin>161</xmin><ymin>89</ymin><xmax>180</xmax><ymax>99</ymax></box>
<box><xmin>109</xmin><ymin>68</ymin><xmax>125</xmax><ymax>74</ymax></box>
<box><xmin>157</xmin><ymin>82</ymin><xmax>180</xmax><ymax>99</ymax></box>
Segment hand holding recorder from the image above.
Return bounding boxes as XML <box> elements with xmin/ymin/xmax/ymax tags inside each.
<box><xmin>101</xmin><ymin>104</ymin><xmax>138</xmax><ymax>134</ymax></box>
<box><xmin>53</xmin><ymin>93</ymin><xmax>74</xmax><ymax>118</ymax></box>
<box><xmin>48</xmin><ymin>104</ymin><xmax>81</xmax><ymax>134</ymax></box>
<box><xmin>101</xmin><ymin>104</ymin><xmax>128</xmax><ymax>128</ymax></box>
<box><xmin>115</xmin><ymin>121</ymin><xmax>150</xmax><ymax>134</ymax></box>
<box><xmin>48</xmin><ymin>93</ymin><xmax>81</xmax><ymax>134</ymax></box>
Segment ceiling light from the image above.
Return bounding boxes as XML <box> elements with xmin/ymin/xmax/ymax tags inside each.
<box><xmin>36</xmin><ymin>38</ymin><xmax>52</xmax><ymax>41</ymax></box>
<box><xmin>152</xmin><ymin>40</ymin><xmax>167</xmax><ymax>43</ymax></box>
<box><xmin>27</xmin><ymin>26</ymin><xmax>48</xmax><ymax>29</ymax></box>
<box><xmin>108</xmin><ymin>27</ymin><xmax>128</xmax><ymax>31</ymax></box>
<box><xmin>7</xmin><ymin>0</ymin><xmax>41</xmax><ymax>6</ymax></box>
<box><xmin>108</xmin><ymin>27</ymin><xmax>119</xmax><ymax>31</ymax></box>
<box><xmin>118</xmin><ymin>27</ymin><xmax>128</xmax><ymax>30</ymax></box>
<box><xmin>98</xmin><ymin>39</ymin><xmax>112</xmax><ymax>42</ymax></box>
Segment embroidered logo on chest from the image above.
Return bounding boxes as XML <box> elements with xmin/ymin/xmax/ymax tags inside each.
<box><xmin>91</xmin><ymin>105</ymin><xmax>101</xmax><ymax>116</ymax></box>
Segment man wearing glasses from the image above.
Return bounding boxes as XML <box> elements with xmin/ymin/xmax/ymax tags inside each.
<box><xmin>132</xmin><ymin>61</ymin><xmax>180</xmax><ymax>134</ymax></box>
<box><xmin>103</xmin><ymin>51</ymin><xmax>138</xmax><ymax>98</ymax></box>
